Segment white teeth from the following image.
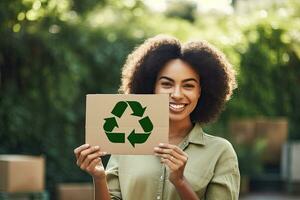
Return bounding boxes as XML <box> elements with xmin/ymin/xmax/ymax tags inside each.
<box><xmin>169</xmin><ymin>103</ymin><xmax>186</xmax><ymax>111</ymax></box>
<box><xmin>170</xmin><ymin>104</ymin><xmax>184</xmax><ymax>109</ymax></box>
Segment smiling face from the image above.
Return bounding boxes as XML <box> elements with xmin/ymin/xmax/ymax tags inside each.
<box><xmin>154</xmin><ymin>59</ymin><xmax>201</xmax><ymax>123</ymax></box>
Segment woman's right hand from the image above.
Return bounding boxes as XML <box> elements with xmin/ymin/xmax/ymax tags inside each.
<box><xmin>74</xmin><ymin>144</ymin><xmax>108</xmax><ymax>180</ymax></box>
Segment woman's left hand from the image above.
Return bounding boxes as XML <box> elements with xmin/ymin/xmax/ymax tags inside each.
<box><xmin>154</xmin><ymin>143</ymin><xmax>189</xmax><ymax>186</ymax></box>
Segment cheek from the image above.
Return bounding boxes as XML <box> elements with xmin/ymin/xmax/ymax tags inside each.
<box><xmin>189</xmin><ymin>92</ymin><xmax>201</xmax><ymax>105</ymax></box>
<box><xmin>195</xmin><ymin>88</ymin><xmax>201</xmax><ymax>101</ymax></box>
<box><xmin>154</xmin><ymin>87</ymin><xmax>162</xmax><ymax>94</ymax></box>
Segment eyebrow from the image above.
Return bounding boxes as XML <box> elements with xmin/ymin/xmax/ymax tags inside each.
<box><xmin>159</xmin><ymin>76</ymin><xmax>199</xmax><ymax>83</ymax></box>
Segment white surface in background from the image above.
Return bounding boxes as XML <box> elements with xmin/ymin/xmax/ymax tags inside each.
<box><xmin>143</xmin><ymin>0</ymin><xmax>232</xmax><ymax>13</ymax></box>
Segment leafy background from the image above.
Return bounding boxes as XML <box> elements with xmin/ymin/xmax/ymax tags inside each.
<box><xmin>1</xmin><ymin>0</ymin><xmax>299</xmax><ymax>198</ymax></box>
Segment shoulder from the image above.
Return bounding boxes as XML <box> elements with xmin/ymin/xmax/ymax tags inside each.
<box><xmin>203</xmin><ymin>133</ymin><xmax>238</xmax><ymax>161</ymax></box>
<box><xmin>203</xmin><ymin>133</ymin><xmax>240</xmax><ymax>176</ymax></box>
<box><xmin>204</xmin><ymin>133</ymin><xmax>234</xmax><ymax>149</ymax></box>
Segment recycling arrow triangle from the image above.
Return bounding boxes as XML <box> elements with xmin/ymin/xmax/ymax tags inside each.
<box><xmin>103</xmin><ymin>101</ymin><xmax>153</xmax><ymax>147</ymax></box>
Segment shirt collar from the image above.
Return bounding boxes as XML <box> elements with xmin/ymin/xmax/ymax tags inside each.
<box><xmin>186</xmin><ymin>123</ymin><xmax>205</xmax><ymax>146</ymax></box>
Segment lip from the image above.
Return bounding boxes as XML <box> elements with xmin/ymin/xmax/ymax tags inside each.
<box><xmin>169</xmin><ymin>102</ymin><xmax>188</xmax><ymax>113</ymax></box>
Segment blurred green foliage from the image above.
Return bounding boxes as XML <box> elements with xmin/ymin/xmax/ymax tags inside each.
<box><xmin>234</xmin><ymin>138</ymin><xmax>267</xmax><ymax>176</ymax></box>
<box><xmin>165</xmin><ymin>0</ymin><xmax>197</xmax><ymax>23</ymax></box>
<box><xmin>1</xmin><ymin>0</ymin><xmax>300</xmax><ymax>197</ymax></box>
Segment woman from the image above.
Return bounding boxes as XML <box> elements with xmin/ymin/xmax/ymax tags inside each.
<box><xmin>74</xmin><ymin>35</ymin><xmax>240</xmax><ymax>200</ymax></box>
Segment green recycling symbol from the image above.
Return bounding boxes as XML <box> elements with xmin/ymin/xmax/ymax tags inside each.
<box><xmin>103</xmin><ymin>101</ymin><xmax>153</xmax><ymax>147</ymax></box>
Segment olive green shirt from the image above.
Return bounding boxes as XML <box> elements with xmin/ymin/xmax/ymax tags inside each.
<box><xmin>105</xmin><ymin>123</ymin><xmax>240</xmax><ymax>200</ymax></box>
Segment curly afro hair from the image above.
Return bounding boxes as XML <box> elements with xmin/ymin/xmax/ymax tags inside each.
<box><xmin>119</xmin><ymin>34</ymin><xmax>237</xmax><ymax>124</ymax></box>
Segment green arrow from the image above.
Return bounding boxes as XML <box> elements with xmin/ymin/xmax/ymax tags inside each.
<box><xmin>127</xmin><ymin>101</ymin><xmax>146</xmax><ymax>117</ymax></box>
<box><xmin>105</xmin><ymin>132</ymin><xmax>125</xmax><ymax>143</ymax></box>
<box><xmin>111</xmin><ymin>101</ymin><xmax>128</xmax><ymax>118</ymax></box>
<box><xmin>139</xmin><ymin>116</ymin><xmax>153</xmax><ymax>132</ymax></box>
<box><xmin>103</xmin><ymin>101</ymin><xmax>153</xmax><ymax>146</ymax></box>
<box><xmin>127</xmin><ymin>129</ymin><xmax>151</xmax><ymax>147</ymax></box>
<box><xmin>103</xmin><ymin>117</ymin><xmax>118</xmax><ymax>132</ymax></box>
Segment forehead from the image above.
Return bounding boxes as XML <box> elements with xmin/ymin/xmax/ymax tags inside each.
<box><xmin>158</xmin><ymin>59</ymin><xmax>200</xmax><ymax>80</ymax></box>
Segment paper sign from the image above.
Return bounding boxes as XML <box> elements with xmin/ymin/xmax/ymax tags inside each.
<box><xmin>85</xmin><ymin>94</ymin><xmax>169</xmax><ymax>154</ymax></box>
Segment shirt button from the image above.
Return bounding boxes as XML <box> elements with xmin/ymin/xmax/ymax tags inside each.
<box><xmin>157</xmin><ymin>196</ymin><xmax>161</xmax><ymax>200</ymax></box>
<box><xmin>160</xmin><ymin>175</ymin><xmax>163</xmax><ymax>180</ymax></box>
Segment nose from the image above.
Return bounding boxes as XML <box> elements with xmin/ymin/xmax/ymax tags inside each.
<box><xmin>170</xmin><ymin>86</ymin><xmax>183</xmax><ymax>99</ymax></box>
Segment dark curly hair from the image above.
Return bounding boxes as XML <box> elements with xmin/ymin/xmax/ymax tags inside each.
<box><xmin>119</xmin><ymin>35</ymin><xmax>237</xmax><ymax>124</ymax></box>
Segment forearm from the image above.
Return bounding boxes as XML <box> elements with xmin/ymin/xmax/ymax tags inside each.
<box><xmin>93</xmin><ymin>177</ymin><xmax>111</xmax><ymax>200</ymax></box>
<box><xmin>173</xmin><ymin>177</ymin><xmax>199</xmax><ymax>200</ymax></box>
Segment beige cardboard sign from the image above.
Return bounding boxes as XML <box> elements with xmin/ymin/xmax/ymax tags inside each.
<box><xmin>85</xmin><ymin>94</ymin><xmax>169</xmax><ymax>154</ymax></box>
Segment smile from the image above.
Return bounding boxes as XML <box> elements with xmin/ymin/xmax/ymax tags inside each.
<box><xmin>169</xmin><ymin>103</ymin><xmax>187</xmax><ymax>112</ymax></box>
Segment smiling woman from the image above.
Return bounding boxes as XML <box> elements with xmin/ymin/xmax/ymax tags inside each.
<box><xmin>74</xmin><ymin>34</ymin><xmax>240</xmax><ymax>200</ymax></box>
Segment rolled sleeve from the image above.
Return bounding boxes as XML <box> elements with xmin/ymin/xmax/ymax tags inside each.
<box><xmin>205</xmin><ymin>142</ymin><xmax>240</xmax><ymax>200</ymax></box>
<box><xmin>105</xmin><ymin>155</ymin><xmax>122</xmax><ymax>200</ymax></box>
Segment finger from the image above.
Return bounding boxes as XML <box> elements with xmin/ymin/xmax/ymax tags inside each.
<box><xmin>84</xmin><ymin>150</ymin><xmax>108</xmax><ymax>167</ymax></box>
<box><xmin>161</xmin><ymin>158</ymin><xmax>178</xmax><ymax>171</ymax></box>
<box><xmin>80</xmin><ymin>150</ymin><xmax>102</xmax><ymax>170</ymax></box>
<box><xmin>78</xmin><ymin>146</ymin><xmax>100</xmax><ymax>165</ymax></box>
<box><xmin>154</xmin><ymin>147</ymin><xmax>172</xmax><ymax>154</ymax></box>
<box><xmin>74</xmin><ymin>144</ymin><xmax>90</xmax><ymax>159</ymax></box>
<box><xmin>159</xmin><ymin>143</ymin><xmax>188</xmax><ymax>157</ymax></box>
<box><xmin>87</xmin><ymin>157</ymin><xmax>102</xmax><ymax>172</ymax></box>
<box><xmin>157</xmin><ymin>153</ymin><xmax>182</xmax><ymax>165</ymax></box>
<box><xmin>157</xmin><ymin>144</ymin><xmax>189</xmax><ymax>162</ymax></box>
<box><xmin>154</xmin><ymin>147</ymin><xmax>183</xmax><ymax>160</ymax></box>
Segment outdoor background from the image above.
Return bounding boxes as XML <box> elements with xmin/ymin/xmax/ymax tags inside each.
<box><xmin>1</xmin><ymin>0</ymin><xmax>300</xmax><ymax>199</ymax></box>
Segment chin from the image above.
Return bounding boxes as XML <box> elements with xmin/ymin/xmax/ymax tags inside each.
<box><xmin>169</xmin><ymin>114</ymin><xmax>189</xmax><ymax>122</ymax></box>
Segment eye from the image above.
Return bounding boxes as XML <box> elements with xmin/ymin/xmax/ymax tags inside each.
<box><xmin>183</xmin><ymin>84</ymin><xmax>195</xmax><ymax>89</ymax></box>
<box><xmin>161</xmin><ymin>82</ymin><xmax>172</xmax><ymax>88</ymax></box>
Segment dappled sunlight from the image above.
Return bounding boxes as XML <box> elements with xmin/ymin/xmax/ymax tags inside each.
<box><xmin>1</xmin><ymin>0</ymin><xmax>300</xmax><ymax>198</ymax></box>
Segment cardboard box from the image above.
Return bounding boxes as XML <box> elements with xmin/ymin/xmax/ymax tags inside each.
<box><xmin>0</xmin><ymin>155</ymin><xmax>45</xmax><ymax>192</ymax></box>
<box><xmin>229</xmin><ymin>119</ymin><xmax>256</xmax><ymax>144</ymax></box>
<box><xmin>230</xmin><ymin>118</ymin><xmax>288</xmax><ymax>165</ymax></box>
<box><xmin>255</xmin><ymin>118</ymin><xmax>288</xmax><ymax>164</ymax></box>
<box><xmin>58</xmin><ymin>183</ymin><xmax>93</xmax><ymax>200</ymax></box>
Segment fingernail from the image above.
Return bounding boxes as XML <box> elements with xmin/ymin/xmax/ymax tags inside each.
<box><xmin>103</xmin><ymin>152</ymin><xmax>107</xmax><ymax>155</ymax></box>
<box><xmin>159</xmin><ymin>143</ymin><xmax>164</xmax><ymax>147</ymax></box>
<box><xmin>154</xmin><ymin>147</ymin><xmax>159</xmax><ymax>151</ymax></box>
<box><xmin>94</xmin><ymin>146</ymin><xmax>100</xmax><ymax>150</ymax></box>
<box><xmin>84</xmin><ymin>144</ymin><xmax>90</xmax><ymax>147</ymax></box>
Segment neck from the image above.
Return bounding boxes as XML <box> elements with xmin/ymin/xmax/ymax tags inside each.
<box><xmin>169</xmin><ymin>118</ymin><xmax>193</xmax><ymax>144</ymax></box>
